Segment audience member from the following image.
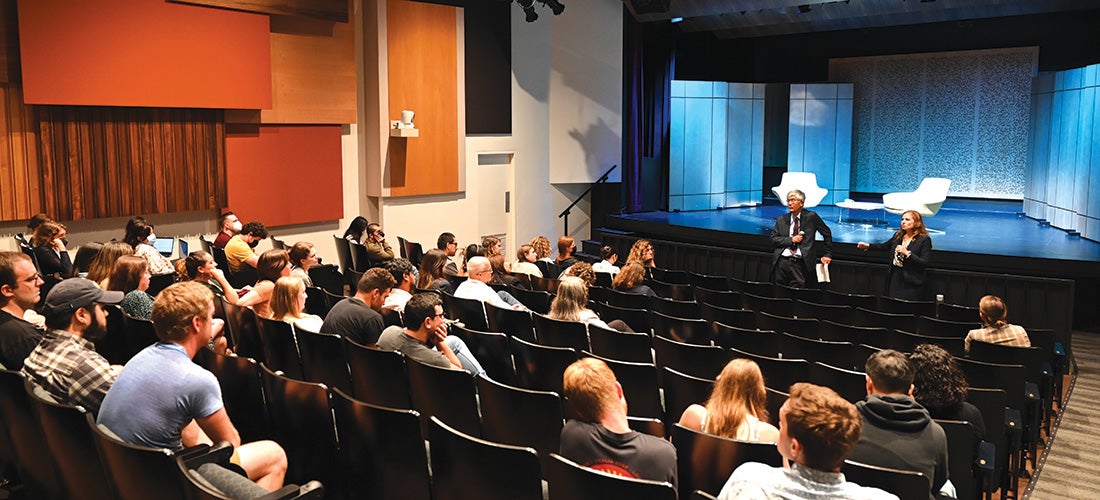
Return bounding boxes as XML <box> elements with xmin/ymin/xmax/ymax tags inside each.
<box><xmin>225</xmin><ymin>221</ymin><xmax>268</xmax><ymax>272</ymax></box>
<box><xmin>612</xmin><ymin>263</ymin><xmax>655</xmax><ymax>297</ymax></box>
<box><xmin>455</xmin><ymin>257</ymin><xmax>524</xmax><ymax>310</ymax></box>
<box><xmin>964</xmin><ymin>295</ymin><xmax>1030</xmax><ymax>354</ymax></box>
<box><xmin>32</xmin><ymin>220</ymin><xmax>73</xmax><ymax>278</ymax></box>
<box><xmin>213</xmin><ymin>211</ymin><xmax>242</xmax><ymax>249</ymax></box>
<box><xmin>417</xmin><ymin>249</ymin><xmax>454</xmax><ymax>293</ymax></box>
<box><xmin>288</xmin><ymin>241</ymin><xmax>318</xmax><ymax>287</ymax></box>
<box><xmin>437</xmin><ymin>232</ymin><xmax>461</xmax><ymax>276</ymax></box>
<box><xmin>382</xmin><ymin>258</ymin><xmax>416</xmax><ymax>312</ymax></box>
<box><xmin>548</xmin><ymin>277</ymin><xmax>630</xmax><ymax>332</ymax></box>
<box><xmin>22</xmin><ymin>278</ymin><xmax>124</xmax><ymax>413</ymax></box>
<box><xmin>363</xmin><ymin>223</ymin><xmax>395</xmax><ymax>263</ymax></box>
<box><xmin>718</xmin><ymin>383</ymin><xmax>896</xmax><ymax>500</ymax></box>
<box><xmin>482</xmin><ymin>236</ymin><xmax>503</xmax><ymax>258</ymax></box>
<box><xmin>26</xmin><ymin>212</ymin><xmax>52</xmax><ymax>235</ymax></box>
<box><xmin>848</xmin><ymin>350</ymin><xmax>949</xmax><ymax>499</ymax></box>
<box><xmin>97</xmin><ymin>282</ymin><xmax>286</xmax><ymax>491</ymax></box>
<box><xmin>72</xmin><ymin>242</ymin><xmax>104</xmax><ymax>277</ymax></box>
<box><xmin>320</xmin><ymin>268</ymin><xmax>396</xmax><ymax>346</ymax></box>
<box><xmin>461</xmin><ymin>243</ymin><xmax>482</xmax><ymax>275</ymax></box>
<box><xmin>343</xmin><ymin>216</ymin><xmax>369</xmax><ymax>244</ymax></box>
<box><xmin>377</xmin><ymin>292</ymin><xmax>486</xmax><ymax>375</ymax></box>
<box><xmin>679</xmin><ymin>359</ymin><xmax>779</xmax><ymax>442</ymax></box>
<box><xmin>559</xmin><ymin>261</ymin><xmax>596</xmax><ymax>286</ymax></box>
<box><xmin>238</xmin><ymin>249</ymin><xmax>290</xmax><ymax>318</ymax></box>
<box><xmin>124</xmin><ymin>218</ymin><xmax>175</xmax><ymax>276</ymax></box>
<box><xmin>488</xmin><ymin>254</ymin><xmax>525</xmax><ymax>289</ymax></box>
<box><xmin>178</xmin><ymin>251</ymin><xmax>242</xmax><ymax>305</ymax></box>
<box><xmin>592</xmin><ymin>245</ymin><xmax>620</xmax><ymax>275</ymax></box>
<box><xmin>555</xmin><ymin>236</ymin><xmax>579</xmax><ymax>268</ymax></box>
<box><xmin>910</xmin><ymin>344</ymin><xmax>985</xmax><ymax>439</ymax></box>
<box><xmin>626</xmin><ymin>239</ymin><xmax>655</xmax><ymax>268</ymax></box>
<box><xmin>107</xmin><ymin>256</ymin><xmax>154</xmax><ymax>320</ymax></box>
<box><xmin>559</xmin><ymin>357</ymin><xmax>677</xmax><ymax>485</ymax></box>
<box><xmin>270</xmin><ymin>276</ymin><xmax>323</xmax><ymax>333</ymax></box>
<box><xmin>531</xmin><ymin>235</ymin><xmax>554</xmax><ymax>262</ymax></box>
<box><xmin>86</xmin><ymin>241</ymin><xmax>134</xmax><ymax>288</ymax></box>
<box><xmin>0</xmin><ymin>252</ymin><xmax>45</xmax><ymax>370</ymax></box>
<box><xmin>511</xmin><ymin>244</ymin><xmax>543</xmax><ymax>278</ymax></box>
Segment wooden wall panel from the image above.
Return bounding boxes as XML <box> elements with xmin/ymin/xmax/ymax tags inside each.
<box><xmin>17</xmin><ymin>0</ymin><xmax>271</xmax><ymax>109</ymax></box>
<box><xmin>386</xmin><ymin>0</ymin><xmax>459</xmax><ymax>196</ymax></box>
<box><xmin>0</xmin><ymin>84</ymin><xmax>41</xmax><ymax>222</ymax></box>
<box><xmin>169</xmin><ymin>0</ymin><xmax>348</xmax><ymax>23</ymax></box>
<box><xmin>34</xmin><ymin>106</ymin><xmax>226</xmax><ymax>221</ymax></box>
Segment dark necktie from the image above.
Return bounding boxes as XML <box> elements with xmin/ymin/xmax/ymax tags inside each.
<box><xmin>791</xmin><ymin>215</ymin><xmax>800</xmax><ymax>251</ymax></box>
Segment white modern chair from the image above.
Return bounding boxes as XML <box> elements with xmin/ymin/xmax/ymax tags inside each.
<box><xmin>771</xmin><ymin>172</ymin><xmax>828</xmax><ymax>207</ymax></box>
<box><xmin>882</xmin><ymin>177</ymin><xmax>952</xmax><ymax>216</ymax></box>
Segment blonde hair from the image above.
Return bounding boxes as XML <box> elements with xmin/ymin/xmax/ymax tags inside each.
<box><xmin>530</xmin><ymin>236</ymin><xmax>552</xmax><ymax>260</ymax></box>
<box><xmin>979</xmin><ymin>295</ymin><xmax>1009</xmax><ymax>328</ymax></box>
<box><xmin>548</xmin><ymin>276</ymin><xmax>589</xmax><ymax>322</ymax></box>
<box><xmin>703</xmin><ymin>359</ymin><xmax>769</xmax><ymax>439</ymax></box>
<box><xmin>152</xmin><ymin>281</ymin><xmax>214</xmax><ymax>342</ymax></box>
<box><xmin>270</xmin><ymin>276</ymin><xmax>306</xmax><ymax>321</ymax></box>
<box><xmin>87</xmin><ymin>241</ymin><xmax>133</xmax><ymax>284</ymax></box>
<box><xmin>563</xmin><ymin>357</ymin><xmax>621</xmax><ymax>423</ymax></box>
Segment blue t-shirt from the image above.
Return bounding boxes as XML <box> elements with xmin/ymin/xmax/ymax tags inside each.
<box><xmin>98</xmin><ymin>342</ymin><xmax>223</xmax><ymax>451</ymax></box>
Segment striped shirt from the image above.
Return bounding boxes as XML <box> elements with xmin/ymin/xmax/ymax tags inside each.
<box><xmin>22</xmin><ymin>329</ymin><xmax>120</xmax><ymax>413</ymax></box>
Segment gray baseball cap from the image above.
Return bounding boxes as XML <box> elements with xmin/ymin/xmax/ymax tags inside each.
<box><xmin>43</xmin><ymin>278</ymin><xmax>125</xmax><ymax>317</ymax></box>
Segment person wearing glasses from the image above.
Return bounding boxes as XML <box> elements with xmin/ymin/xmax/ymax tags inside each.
<box><xmin>0</xmin><ymin>252</ymin><xmax>46</xmax><ymax>369</ymax></box>
<box><xmin>437</xmin><ymin>232</ymin><xmax>461</xmax><ymax>276</ymax></box>
<box><xmin>377</xmin><ymin>292</ymin><xmax>485</xmax><ymax>374</ymax></box>
<box><xmin>363</xmin><ymin>223</ymin><xmax>395</xmax><ymax>264</ymax></box>
<box><xmin>454</xmin><ymin>256</ymin><xmax>525</xmax><ymax>310</ymax></box>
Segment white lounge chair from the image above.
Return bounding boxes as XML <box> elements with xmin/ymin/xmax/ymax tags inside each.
<box><xmin>882</xmin><ymin>177</ymin><xmax>952</xmax><ymax>216</ymax></box>
<box><xmin>771</xmin><ymin>172</ymin><xmax>828</xmax><ymax>208</ymax></box>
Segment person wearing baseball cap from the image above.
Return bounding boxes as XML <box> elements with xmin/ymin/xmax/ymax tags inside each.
<box><xmin>22</xmin><ymin>277</ymin><xmax>124</xmax><ymax>413</ymax></box>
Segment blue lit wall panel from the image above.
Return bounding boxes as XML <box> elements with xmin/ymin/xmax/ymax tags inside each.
<box><xmin>683</xmin><ymin>97</ymin><xmax>713</xmax><ymax>195</ymax></box>
<box><xmin>787</xmin><ymin>83</ymin><xmax>854</xmax><ymax>205</ymax></box>
<box><xmin>669</xmin><ymin>94</ymin><xmax>685</xmax><ymax>202</ymax></box>
<box><xmin>726</xmin><ymin>99</ymin><xmax>756</xmax><ymax>194</ymax></box>
<box><xmin>833</xmin><ymin>99</ymin><xmax>853</xmax><ymax>203</ymax></box>
<box><xmin>710</xmin><ymin>98</ymin><xmax>727</xmax><ymax>201</ymax></box>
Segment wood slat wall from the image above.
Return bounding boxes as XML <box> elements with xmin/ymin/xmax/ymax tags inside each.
<box><xmin>33</xmin><ymin>106</ymin><xmax>226</xmax><ymax>221</ymax></box>
<box><xmin>0</xmin><ymin>83</ymin><xmax>41</xmax><ymax>222</ymax></box>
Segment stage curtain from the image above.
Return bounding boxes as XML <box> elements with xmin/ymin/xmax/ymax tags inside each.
<box><xmin>622</xmin><ymin>8</ymin><xmax>672</xmax><ymax>213</ymax></box>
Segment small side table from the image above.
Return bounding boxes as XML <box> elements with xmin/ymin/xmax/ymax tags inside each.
<box><xmin>836</xmin><ymin>199</ymin><xmax>887</xmax><ymax>227</ymax></box>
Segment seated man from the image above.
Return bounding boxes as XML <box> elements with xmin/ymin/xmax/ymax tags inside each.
<box><xmin>0</xmin><ymin>252</ymin><xmax>45</xmax><ymax>369</ymax></box>
<box><xmin>848</xmin><ymin>350</ymin><xmax>949</xmax><ymax>500</ymax></box>
<box><xmin>559</xmin><ymin>357</ymin><xmax>677</xmax><ymax>485</ymax></box>
<box><xmin>224</xmin><ymin>221</ymin><xmax>268</xmax><ymax>272</ymax></box>
<box><xmin>437</xmin><ymin>232</ymin><xmax>460</xmax><ymax>276</ymax></box>
<box><xmin>22</xmin><ymin>278</ymin><xmax>124</xmax><ymax>413</ymax></box>
<box><xmin>363</xmin><ymin>223</ymin><xmax>395</xmax><ymax>264</ymax></box>
<box><xmin>377</xmin><ymin>292</ymin><xmax>485</xmax><ymax>375</ymax></box>
<box><xmin>320</xmin><ymin>268</ymin><xmax>395</xmax><ymax>346</ymax></box>
<box><xmin>213</xmin><ymin>211</ymin><xmax>241</xmax><ymax>249</ymax></box>
<box><xmin>454</xmin><ymin>256</ymin><xmax>524</xmax><ymax>310</ymax></box>
<box><xmin>381</xmin><ymin>258</ymin><xmax>415</xmax><ymax>312</ymax></box>
<box><xmin>98</xmin><ymin>282</ymin><xmax>287</xmax><ymax>491</ymax></box>
<box><xmin>719</xmin><ymin>383</ymin><xmax>897</xmax><ymax>499</ymax></box>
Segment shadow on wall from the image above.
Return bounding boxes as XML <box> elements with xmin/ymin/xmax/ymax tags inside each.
<box><xmin>568</xmin><ymin>117</ymin><xmax>621</xmax><ymax>178</ymax></box>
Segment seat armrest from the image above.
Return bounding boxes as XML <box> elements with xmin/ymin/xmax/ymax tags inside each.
<box><xmin>180</xmin><ymin>441</ymin><xmax>234</xmax><ymax>468</ymax></box>
<box><xmin>976</xmin><ymin>441</ymin><xmax>995</xmax><ymax>472</ymax></box>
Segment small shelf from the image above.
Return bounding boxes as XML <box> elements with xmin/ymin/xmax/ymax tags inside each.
<box><xmin>390</xmin><ymin>127</ymin><xmax>419</xmax><ymax>138</ymax></box>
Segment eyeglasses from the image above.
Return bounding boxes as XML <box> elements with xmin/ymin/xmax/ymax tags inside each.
<box><xmin>22</xmin><ymin>273</ymin><xmax>41</xmax><ymax>283</ymax></box>
<box><xmin>433</xmin><ymin>312</ymin><xmax>447</xmax><ymax>318</ymax></box>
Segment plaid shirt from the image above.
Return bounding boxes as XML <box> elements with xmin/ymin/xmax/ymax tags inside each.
<box><xmin>22</xmin><ymin>329</ymin><xmax>120</xmax><ymax>413</ymax></box>
<box><xmin>965</xmin><ymin>324</ymin><xmax>1031</xmax><ymax>353</ymax></box>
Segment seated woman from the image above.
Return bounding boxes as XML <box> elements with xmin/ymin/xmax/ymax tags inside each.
<box><xmin>288</xmin><ymin>241</ymin><xmax>319</xmax><ymax>287</ymax></box>
<box><xmin>237</xmin><ymin>249</ymin><xmax>291</xmax><ymax>319</ymax></box>
<box><xmin>417</xmin><ymin>249</ymin><xmax>454</xmax><ymax>294</ymax></box>
<box><xmin>72</xmin><ymin>242</ymin><xmax>103</xmax><ymax>278</ymax></box>
<box><xmin>626</xmin><ymin>239</ymin><xmax>655</xmax><ymax>268</ymax></box>
<box><xmin>108</xmin><ymin>256</ymin><xmax>155</xmax><ymax>320</ymax></box>
<box><xmin>482</xmin><ymin>236</ymin><xmax>503</xmax><ymax>258</ymax></box>
<box><xmin>678</xmin><ymin>358</ymin><xmax>779</xmax><ymax>443</ymax></box>
<box><xmin>611</xmin><ymin>263</ymin><xmax>655</xmax><ymax>297</ymax></box>
<box><xmin>531</xmin><ymin>235</ymin><xmax>554</xmax><ymax>263</ymax></box>
<box><xmin>511</xmin><ymin>244</ymin><xmax>544</xmax><ymax>278</ymax></box>
<box><xmin>555</xmin><ymin>236</ymin><xmax>579</xmax><ymax>268</ymax></box>
<box><xmin>124</xmin><ymin>218</ymin><xmax>175</xmax><ymax>276</ymax></box>
<box><xmin>488</xmin><ymin>254</ymin><xmax>526</xmax><ymax>289</ymax></box>
<box><xmin>548</xmin><ymin>277</ymin><xmax>631</xmax><ymax>332</ymax></box>
<box><xmin>343</xmin><ymin>216</ymin><xmax>369</xmax><ymax>244</ymax></box>
<box><xmin>86</xmin><ymin>241</ymin><xmax>134</xmax><ymax>288</ymax></box>
<box><xmin>559</xmin><ymin>261</ymin><xmax>596</xmax><ymax>286</ymax></box>
<box><xmin>177</xmin><ymin>251</ymin><xmax>243</xmax><ymax>305</ymax></box>
<box><xmin>32</xmin><ymin>220</ymin><xmax>73</xmax><ymax>279</ymax></box>
<box><xmin>270</xmin><ymin>276</ymin><xmax>324</xmax><ymax>333</ymax></box>
<box><xmin>964</xmin><ymin>295</ymin><xmax>1030</xmax><ymax>354</ymax></box>
<box><xmin>910</xmin><ymin>343</ymin><xmax>985</xmax><ymax>439</ymax></box>
<box><xmin>461</xmin><ymin>243</ymin><xmax>482</xmax><ymax>276</ymax></box>
<box><xmin>591</xmin><ymin>245</ymin><xmax>620</xmax><ymax>275</ymax></box>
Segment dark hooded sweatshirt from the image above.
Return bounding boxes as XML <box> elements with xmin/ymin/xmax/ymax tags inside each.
<box><xmin>848</xmin><ymin>394</ymin><xmax>949</xmax><ymax>500</ymax></box>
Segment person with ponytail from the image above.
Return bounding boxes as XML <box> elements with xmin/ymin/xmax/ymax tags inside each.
<box><xmin>964</xmin><ymin>295</ymin><xmax>1031</xmax><ymax>354</ymax></box>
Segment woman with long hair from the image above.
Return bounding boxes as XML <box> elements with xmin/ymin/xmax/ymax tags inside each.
<box><xmin>488</xmin><ymin>254</ymin><xmax>524</xmax><ymax>289</ymax></box>
<box><xmin>72</xmin><ymin>242</ymin><xmax>103</xmax><ymax>278</ymax></box>
<box><xmin>678</xmin><ymin>358</ymin><xmax>779</xmax><ymax>442</ymax></box>
<box><xmin>177</xmin><ymin>251</ymin><xmax>242</xmax><ymax>305</ymax></box>
<box><xmin>417</xmin><ymin>249</ymin><xmax>454</xmax><ymax>293</ymax></box>
<box><xmin>626</xmin><ymin>239</ymin><xmax>655</xmax><ymax>268</ymax></box>
<box><xmin>511</xmin><ymin>244</ymin><xmax>543</xmax><ymax>278</ymax></box>
<box><xmin>482</xmin><ymin>236</ymin><xmax>502</xmax><ymax>258</ymax></box>
<box><xmin>857</xmin><ymin>209</ymin><xmax>933</xmax><ymax>300</ymax></box>
<box><xmin>548</xmin><ymin>277</ymin><xmax>611</xmax><ymax>328</ymax></box>
<box><xmin>611</xmin><ymin>263</ymin><xmax>655</xmax><ymax>297</ymax></box>
<box><xmin>910</xmin><ymin>344</ymin><xmax>986</xmax><ymax>438</ymax></box>
<box><xmin>123</xmin><ymin>217</ymin><xmax>175</xmax><ymax>276</ymax></box>
<box><xmin>270</xmin><ymin>276</ymin><xmax>324</xmax><ymax>333</ymax></box>
<box><xmin>555</xmin><ymin>236</ymin><xmax>578</xmax><ymax>268</ymax></box>
<box><xmin>530</xmin><ymin>235</ymin><xmax>554</xmax><ymax>262</ymax></box>
<box><xmin>108</xmin><ymin>256</ymin><xmax>155</xmax><ymax>320</ymax></box>
<box><xmin>288</xmin><ymin>241</ymin><xmax>319</xmax><ymax>287</ymax></box>
<box><xmin>460</xmin><ymin>243</ymin><xmax>482</xmax><ymax>276</ymax></box>
<box><xmin>343</xmin><ymin>216</ymin><xmax>369</xmax><ymax>244</ymax></box>
<box><xmin>87</xmin><ymin>241</ymin><xmax>134</xmax><ymax>288</ymax></box>
<box><xmin>237</xmin><ymin>249</ymin><xmax>291</xmax><ymax>318</ymax></box>
<box><xmin>31</xmin><ymin>220</ymin><xmax>73</xmax><ymax>279</ymax></box>
<box><xmin>964</xmin><ymin>295</ymin><xmax>1030</xmax><ymax>354</ymax></box>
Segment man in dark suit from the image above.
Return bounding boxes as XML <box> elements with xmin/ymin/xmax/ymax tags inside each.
<box><xmin>770</xmin><ymin>189</ymin><xmax>832</xmax><ymax>288</ymax></box>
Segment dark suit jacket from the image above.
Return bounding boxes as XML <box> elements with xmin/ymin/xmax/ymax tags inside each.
<box><xmin>870</xmin><ymin>233</ymin><xmax>932</xmax><ymax>288</ymax></box>
<box><xmin>770</xmin><ymin>209</ymin><xmax>833</xmax><ymax>278</ymax></box>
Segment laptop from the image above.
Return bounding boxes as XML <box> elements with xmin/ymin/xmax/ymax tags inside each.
<box><xmin>153</xmin><ymin>236</ymin><xmax>175</xmax><ymax>257</ymax></box>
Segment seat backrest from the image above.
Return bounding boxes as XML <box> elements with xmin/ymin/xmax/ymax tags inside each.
<box><xmin>809</xmin><ymin>362</ymin><xmax>867</xmax><ymax>403</ymax></box>
<box><xmin>606</xmin><ymin>287</ymin><xmax>651</xmax><ymax>309</ymax></box>
<box><xmin>650</xmin><ymin>295</ymin><xmax>702</xmax><ymax>320</ymax></box>
<box><xmin>529</xmin><ymin>274</ymin><xmax>561</xmax><ymax>293</ymax></box>
<box><xmin>915</xmin><ymin>177</ymin><xmax>952</xmax><ymax>201</ymax></box>
<box><xmin>661</xmin><ymin>367</ymin><xmax>715</xmax><ymax>425</ymax></box>
<box><xmin>258</xmin><ymin>363</ymin><xmax>339</xmax><ymax>488</ymax></box>
<box><xmin>650</xmin><ymin>267</ymin><xmax>690</xmax><ymax>285</ymax></box>
<box><xmin>450</xmin><ymin>325</ymin><xmax>517</xmax><ymax>386</ymax></box>
<box><xmin>781</xmin><ymin>333</ymin><xmax>854</xmax><ymax>369</ymax></box>
<box><xmin>935</xmin><ymin>418</ymin><xmax>982</xmax><ymax>500</ymax></box>
<box><xmin>744</xmin><ymin>293</ymin><xmax>795</xmax><ymax>318</ymax></box>
<box><xmin>854</xmin><ymin>307</ymin><xmax>914</xmax><ymax>331</ymax></box>
<box><xmin>955</xmin><ymin>357</ymin><xmax>1027</xmax><ymax>410</ymax></box>
<box><xmin>442</xmin><ymin>292</ymin><xmax>490</xmax><ymax>331</ymax></box>
<box><xmin>193</xmin><ymin>347</ymin><xmax>270</xmax><ymax>442</ymax></box>
<box><xmin>581</xmin><ymin>352</ymin><xmax>662</xmax><ymax>419</ymax></box>
<box><xmin>671</xmin><ymin>423</ymin><xmax>781</xmax><ymax>499</ymax></box>
<box><xmin>344</xmin><ymin>338</ymin><xmax>411</xmax><ymax>409</ymax></box>
<box><xmin>712</xmin><ymin>322</ymin><xmax>779</xmax><ymax>357</ymax></box>
<box><xmin>651</xmin><ymin>311</ymin><xmax>710</xmax><ymax>345</ymax></box>
<box><xmin>476</xmin><ymin>375</ymin><xmax>563</xmax><ymax>455</ymax></box>
<box><xmin>700</xmin><ymin>303</ymin><xmax>754</xmax><ymax>330</ymax></box>
<box><xmin>694</xmin><ymin>287</ymin><xmax>742</xmax><ymax>309</ymax></box>
<box><xmin>88</xmin><ymin>412</ymin><xmax>190</xmax><ymax>500</ymax></box>
<box><xmin>533</xmin><ymin>313</ymin><xmax>591</xmax><ymax>352</ymax></box>
<box><xmin>307</xmin><ymin>264</ymin><xmax>345</xmax><ymax>296</ymax></box>
<box><xmin>0</xmin><ymin>370</ymin><xmax>65</xmax><ymax>499</ymax></box>
<box><xmin>688</xmin><ymin>273</ymin><xmax>729</xmax><ymax>291</ymax></box>
<box><xmin>508</xmin><ymin>285</ymin><xmax>552</xmax><ymax>314</ymax></box>
<box><xmin>818</xmin><ymin>320</ymin><xmax>887</xmax><ymax>347</ymax></box>
<box><xmin>764</xmin><ymin>386</ymin><xmax>787</xmax><ymax>426</ymax></box>
<box><xmin>485</xmin><ymin>301</ymin><xmax>536</xmax><ymax>342</ymax></box>
<box><xmin>256</xmin><ymin>317</ymin><xmax>304</xmax><ymax>380</ymax></box>
<box><xmin>794</xmin><ymin>300</ymin><xmax>854</xmax><ymax>326</ymax></box>
<box><xmin>146</xmin><ymin>272</ymin><xmax>176</xmax><ymax>297</ymax></box>
<box><xmin>966</xmin><ymin>387</ymin><xmax>1007</xmax><ymax>484</ymax></box>
<box><xmin>28</xmin><ymin>383</ymin><xmax>115</xmax><ymax>500</ymax></box>
<box><xmin>596</xmin><ymin>302</ymin><xmax>651</xmax><ymax>334</ymax></box>
<box><xmin>822</xmin><ymin>289</ymin><xmax>878</xmax><ymax>309</ymax></box>
<box><xmin>122</xmin><ymin>313</ymin><xmax>160</xmax><ymax>362</ymax></box>
<box><xmin>916</xmin><ymin>315</ymin><xmax>974</xmax><ymax>338</ymax></box>
<box><xmin>97</xmin><ymin>304</ymin><xmax>131</xmax><ymax>365</ymax></box>
<box><xmin>428</xmin><ymin>417</ymin><xmax>543</xmax><ymax>500</ymax></box>
<box><xmin>304</xmin><ymin>286</ymin><xmax>336</xmax><ymax>318</ymax></box>
<box><xmin>588</xmin><ymin>324</ymin><xmax>652</xmax><ymax>363</ymax></box>
<box><xmin>222</xmin><ymin>299</ymin><xmax>263</xmax><ymax>361</ymax></box>
<box><xmin>842</xmin><ymin>460</ymin><xmax>930</xmax><ymax>500</ymax></box>
<box><xmin>730</xmin><ymin>349</ymin><xmax>810</xmax><ymax>391</ymax></box>
<box><xmin>653</xmin><ymin>335</ymin><xmax>734</xmax><ymax>380</ymax></box>
<box><xmin>648</xmin><ymin>280</ymin><xmax>695</xmax><ymax>301</ymax></box>
<box><xmin>406</xmin><ymin>357</ymin><xmax>482</xmax><ymax>438</ymax></box>
<box><xmin>331</xmin><ymin>388</ymin><xmax>430</xmax><ymax>500</ymax></box>
<box><xmin>758</xmin><ymin>311</ymin><xmax>819</xmax><ymax>340</ymax></box>
<box><xmin>348</xmin><ymin>240</ymin><xmax>372</xmax><ymax>272</ymax></box>
<box><xmin>937</xmin><ymin>302</ymin><xmax>980</xmax><ymax>323</ymax></box>
<box><xmin>878</xmin><ymin>296</ymin><xmax>937</xmax><ymax>317</ymax></box>
<box><xmin>968</xmin><ymin>341</ymin><xmax>1046</xmax><ymax>383</ymax></box>
<box><xmin>297</xmin><ymin>330</ymin><xmax>352</xmax><ymax>394</ymax></box>
<box><xmin>509</xmin><ymin>336</ymin><xmax>577</xmax><ymax>393</ymax></box>
<box><xmin>545</xmin><ymin>453</ymin><xmax>675</xmax><ymax>500</ymax></box>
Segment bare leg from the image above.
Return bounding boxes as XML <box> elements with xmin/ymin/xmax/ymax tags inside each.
<box><xmin>235</xmin><ymin>440</ymin><xmax>287</xmax><ymax>491</ymax></box>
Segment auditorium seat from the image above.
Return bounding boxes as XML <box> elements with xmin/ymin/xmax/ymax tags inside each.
<box><xmin>485</xmin><ymin>301</ymin><xmax>537</xmax><ymax>342</ymax></box>
<box><xmin>742</xmin><ymin>293</ymin><xmax>795</xmax><ymax>318</ymax></box>
<box><xmin>297</xmin><ymin>330</ymin><xmax>353</xmax><ymax>394</ymax></box>
<box><xmin>509</xmin><ymin>336</ymin><xmax>577</xmax><ymax>394</ymax></box>
<box><xmin>842</xmin><ymin>460</ymin><xmax>930</xmax><ymax>500</ymax></box>
<box><xmin>780</xmin><ymin>333</ymin><xmax>855</xmax><ymax>369</ymax></box>
<box><xmin>193</xmin><ymin>347</ymin><xmax>270</xmax><ymax>443</ymax></box>
<box><xmin>259</xmin><ymin>364</ymin><xmax>339</xmax><ymax>489</ymax></box>
<box><xmin>700</xmin><ymin>303</ymin><xmax>755</xmax><ymax>330</ymax></box>
<box><xmin>650</xmin><ymin>295</ymin><xmax>702</xmax><ymax>319</ymax></box>
<box><xmin>648</xmin><ymin>279</ymin><xmax>694</xmax><ymax>301</ymax></box>
<box><xmin>662</xmin><ymin>367</ymin><xmax>715</xmax><ymax>425</ymax></box>
<box><xmin>671</xmin><ymin>423</ymin><xmax>781</xmax><ymax>499</ymax></box>
<box><xmin>428</xmin><ymin>417</ymin><xmax>543</xmax><ymax>500</ymax></box>
<box><xmin>583</xmin><ymin>352</ymin><xmax>662</xmax><ymax>419</ymax></box>
<box><xmin>222</xmin><ymin>298</ymin><xmax>263</xmax><ymax>362</ymax></box>
<box><xmin>0</xmin><ymin>370</ymin><xmax>64</xmax><ymax>499</ymax></box>
<box><xmin>28</xmin><ymin>384</ymin><xmax>114</xmax><ymax>500</ymax></box>
<box><xmin>256</xmin><ymin>317</ymin><xmax>304</xmax><ymax>380</ymax></box>
<box><xmin>688</xmin><ymin>272</ymin><xmax>730</xmax><ymax>291</ymax></box>
<box><xmin>533</xmin><ymin>313</ymin><xmax>591</xmax><ymax>352</ymax></box>
<box><xmin>605</xmin><ymin>288</ymin><xmax>651</xmax><ymax>309</ymax></box>
<box><xmin>731</xmin><ymin>349</ymin><xmax>810</xmax><ymax>391</ymax></box>
<box><xmin>450</xmin><ymin>324</ymin><xmax>518</xmax><ymax>386</ymax></box>
<box><xmin>757</xmin><ymin>311</ymin><xmax>819</xmax><ymax>340</ymax></box>
<box><xmin>809</xmin><ymin>362</ymin><xmax>867</xmax><ymax>403</ymax></box>
<box><xmin>651</xmin><ymin>311</ymin><xmax>711</xmax><ymax>345</ymax></box>
<box><xmin>406</xmin><ymin>357</ymin><xmax>482</xmax><ymax>438</ymax></box>
<box><xmin>588</xmin><ymin>324</ymin><xmax>653</xmax><ymax>363</ymax></box>
<box><xmin>441</xmin><ymin>292</ymin><xmax>489</xmax><ymax>331</ymax></box>
<box><xmin>545</xmin><ymin>453</ymin><xmax>676</xmax><ymax>500</ymax></box>
<box><xmin>596</xmin><ymin>302</ymin><xmax>651</xmax><ymax>334</ymax></box>
<box><xmin>794</xmin><ymin>300</ymin><xmax>854</xmax><ymax>325</ymax></box>
<box><xmin>476</xmin><ymin>375</ymin><xmax>564</xmax><ymax>456</ymax></box>
<box><xmin>344</xmin><ymin>338</ymin><xmax>412</xmax><ymax>409</ymax></box>
<box><xmin>653</xmin><ymin>335</ymin><xmax>733</xmax><ymax>380</ymax></box>
<box><xmin>878</xmin><ymin>296</ymin><xmax>937</xmax><ymax>317</ymax></box>
<box><xmin>712</xmin><ymin>322</ymin><xmax>779</xmax><ymax>357</ymax></box>
<box><xmin>650</xmin><ymin>267</ymin><xmax>690</xmax><ymax>284</ymax></box>
<box><xmin>507</xmin><ymin>285</ymin><xmax>553</xmax><ymax>314</ymax></box>
<box><xmin>694</xmin><ymin>287</ymin><xmax>742</xmax><ymax>309</ymax></box>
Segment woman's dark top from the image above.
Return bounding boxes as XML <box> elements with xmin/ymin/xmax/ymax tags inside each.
<box><xmin>428</xmin><ymin>278</ymin><xmax>454</xmax><ymax>295</ymax></box>
<box><xmin>927</xmin><ymin>401</ymin><xmax>985</xmax><ymax>440</ymax></box>
<box><xmin>556</xmin><ymin>256</ymin><xmax>579</xmax><ymax>269</ymax></box>
<box><xmin>32</xmin><ymin>246</ymin><xmax>73</xmax><ymax>279</ymax></box>
<box><xmin>869</xmin><ymin>233</ymin><xmax>932</xmax><ymax>301</ymax></box>
<box><xmin>617</xmin><ymin>284</ymin><xmax>656</xmax><ymax>297</ymax></box>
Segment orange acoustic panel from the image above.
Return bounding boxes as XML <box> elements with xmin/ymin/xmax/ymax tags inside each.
<box><xmin>17</xmin><ymin>0</ymin><xmax>271</xmax><ymax>109</ymax></box>
<box><xmin>225</xmin><ymin>125</ymin><xmax>343</xmax><ymax>227</ymax></box>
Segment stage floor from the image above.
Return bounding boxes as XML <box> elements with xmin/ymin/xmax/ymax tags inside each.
<box><xmin>612</xmin><ymin>199</ymin><xmax>1100</xmax><ymax>263</ymax></box>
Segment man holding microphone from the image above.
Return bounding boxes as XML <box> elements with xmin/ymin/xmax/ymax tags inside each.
<box><xmin>770</xmin><ymin>190</ymin><xmax>833</xmax><ymax>288</ymax></box>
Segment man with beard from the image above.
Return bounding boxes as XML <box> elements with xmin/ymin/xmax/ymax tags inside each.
<box><xmin>213</xmin><ymin>212</ymin><xmax>242</xmax><ymax>249</ymax></box>
<box><xmin>22</xmin><ymin>278</ymin><xmax>124</xmax><ymax>413</ymax></box>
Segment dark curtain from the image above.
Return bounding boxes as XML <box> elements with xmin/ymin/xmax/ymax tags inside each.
<box><xmin>622</xmin><ymin>8</ymin><xmax>673</xmax><ymax>213</ymax></box>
